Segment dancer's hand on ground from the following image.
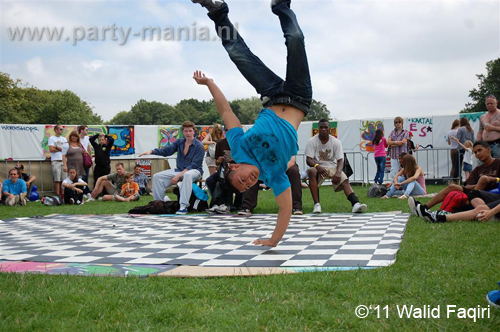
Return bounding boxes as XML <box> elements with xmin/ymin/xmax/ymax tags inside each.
<box><xmin>253</xmin><ymin>238</ymin><xmax>278</xmax><ymax>247</ymax></box>
<box><xmin>138</xmin><ymin>150</ymin><xmax>152</xmax><ymax>157</ymax></box>
<box><xmin>193</xmin><ymin>70</ymin><xmax>213</xmax><ymax>85</ymax></box>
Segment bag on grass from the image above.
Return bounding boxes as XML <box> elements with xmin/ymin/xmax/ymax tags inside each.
<box><xmin>367</xmin><ymin>184</ymin><xmax>388</xmax><ymax>198</ymax></box>
<box><xmin>42</xmin><ymin>196</ymin><xmax>63</xmax><ymax>206</ymax></box>
<box><xmin>343</xmin><ymin>153</ymin><xmax>353</xmax><ymax>178</ymax></box>
<box><xmin>440</xmin><ymin>191</ymin><xmax>468</xmax><ymax>213</ymax></box>
<box><xmin>128</xmin><ymin>200</ymin><xmax>180</xmax><ymax>214</ymax></box>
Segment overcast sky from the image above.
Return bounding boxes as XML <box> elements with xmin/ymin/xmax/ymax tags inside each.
<box><xmin>1</xmin><ymin>0</ymin><xmax>499</xmax><ymax>122</ymax></box>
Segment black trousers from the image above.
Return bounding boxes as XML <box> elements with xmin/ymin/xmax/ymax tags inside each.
<box><xmin>64</xmin><ymin>188</ymin><xmax>84</xmax><ymax>204</ymax></box>
<box><xmin>93</xmin><ymin>164</ymin><xmax>111</xmax><ymax>192</ymax></box>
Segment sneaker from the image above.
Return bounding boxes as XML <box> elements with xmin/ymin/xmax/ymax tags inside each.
<box><xmin>238</xmin><ymin>209</ymin><xmax>252</xmax><ymax>216</ymax></box>
<box><xmin>86</xmin><ymin>193</ymin><xmax>92</xmax><ymax>199</ymax></box>
<box><xmin>176</xmin><ymin>208</ymin><xmax>188</xmax><ymax>215</ymax></box>
<box><xmin>408</xmin><ymin>196</ymin><xmax>418</xmax><ymax>216</ymax></box>
<box><xmin>313</xmin><ymin>203</ymin><xmax>321</xmax><ymax>214</ymax></box>
<box><xmin>215</xmin><ymin>204</ymin><xmax>230</xmax><ymax>214</ymax></box>
<box><xmin>98</xmin><ymin>197</ymin><xmax>103</xmax><ymax>201</ymax></box>
<box><xmin>352</xmin><ymin>202</ymin><xmax>367</xmax><ymax>213</ymax></box>
<box><xmin>192</xmin><ymin>0</ymin><xmax>225</xmax><ymax>11</ymax></box>
<box><xmin>69</xmin><ymin>198</ymin><xmax>75</xmax><ymax>205</ymax></box>
<box><xmin>486</xmin><ymin>282</ymin><xmax>500</xmax><ymax>308</ymax></box>
<box><xmin>76</xmin><ymin>200</ymin><xmax>81</xmax><ymax>205</ymax></box>
<box><xmin>398</xmin><ymin>194</ymin><xmax>408</xmax><ymax>200</ymax></box>
<box><xmin>271</xmin><ymin>0</ymin><xmax>291</xmax><ymax>9</ymax></box>
<box><xmin>205</xmin><ymin>205</ymin><xmax>219</xmax><ymax>214</ymax></box>
<box><xmin>87</xmin><ymin>196</ymin><xmax>95</xmax><ymax>202</ymax></box>
<box><xmin>421</xmin><ymin>209</ymin><xmax>449</xmax><ymax>223</ymax></box>
<box><xmin>20</xmin><ymin>197</ymin><xmax>27</xmax><ymax>206</ymax></box>
<box><xmin>292</xmin><ymin>209</ymin><xmax>303</xmax><ymax>215</ymax></box>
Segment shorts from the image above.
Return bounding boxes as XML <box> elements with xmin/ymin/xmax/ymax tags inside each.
<box><xmin>463</xmin><ymin>162</ymin><xmax>472</xmax><ymax>172</ymax></box>
<box><xmin>318</xmin><ymin>166</ymin><xmax>348</xmax><ymax>190</ymax></box>
<box><xmin>205</xmin><ymin>155</ymin><xmax>216</xmax><ymax>168</ymax></box>
<box><xmin>107</xmin><ymin>184</ymin><xmax>117</xmax><ymax>196</ymax></box>
<box><xmin>51</xmin><ymin>161</ymin><xmax>67</xmax><ymax>182</ymax></box>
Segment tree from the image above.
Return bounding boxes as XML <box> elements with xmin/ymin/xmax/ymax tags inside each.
<box><xmin>0</xmin><ymin>72</ymin><xmax>103</xmax><ymax>124</ymax></box>
<box><xmin>462</xmin><ymin>57</ymin><xmax>500</xmax><ymax>113</ymax></box>
<box><xmin>304</xmin><ymin>99</ymin><xmax>332</xmax><ymax>121</ymax></box>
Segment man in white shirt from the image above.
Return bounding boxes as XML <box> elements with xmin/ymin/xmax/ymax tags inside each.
<box><xmin>48</xmin><ymin>125</ymin><xmax>68</xmax><ymax>196</ymax></box>
<box><xmin>305</xmin><ymin>119</ymin><xmax>367</xmax><ymax>214</ymax></box>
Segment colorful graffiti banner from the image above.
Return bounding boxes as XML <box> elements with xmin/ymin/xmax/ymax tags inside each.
<box><xmin>135</xmin><ymin>159</ymin><xmax>151</xmax><ymax>179</ymax></box>
<box><xmin>158</xmin><ymin>125</ymin><xmax>181</xmax><ymax>148</ymax></box>
<box><xmin>0</xmin><ymin>261</ymin><xmax>175</xmax><ymax>277</ymax></box>
<box><xmin>312</xmin><ymin>122</ymin><xmax>337</xmax><ymax>137</ymax></box>
<box><xmin>41</xmin><ymin>125</ymin><xmax>77</xmax><ymax>159</ymax></box>
<box><xmin>109</xmin><ymin>126</ymin><xmax>135</xmax><ymax>156</ymax></box>
<box><xmin>197</xmin><ymin>126</ymin><xmax>212</xmax><ymax>150</ymax></box>
<box><xmin>360</xmin><ymin>120</ymin><xmax>384</xmax><ymax>151</ymax></box>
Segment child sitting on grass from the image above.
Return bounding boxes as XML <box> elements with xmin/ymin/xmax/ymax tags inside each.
<box><xmin>111</xmin><ymin>173</ymin><xmax>140</xmax><ymax>202</ymax></box>
<box><xmin>382</xmin><ymin>154</ymin><xmax>426</xmax><ymax>199</ymax></box>
<box><xmin>62</xmin><ymin>167</ymin><xmax>87</xmax><ymax>205</ymax></box>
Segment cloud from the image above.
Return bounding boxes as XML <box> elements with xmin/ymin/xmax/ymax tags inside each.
<box><xmin>0</xmin><ymin>0</ymin><xmax>498</xmax><ymax>122</ymax></box>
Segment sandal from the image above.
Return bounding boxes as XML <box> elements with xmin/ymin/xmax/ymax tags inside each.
<box><xmin>381</xmin><ymin>195</ymin><xmax>390</xmax><ymax>199</ymax></box>
<box><xmin>398</xmin><ymin>194</ymin><xmax>408</xmax><ymax>200</ymax></box>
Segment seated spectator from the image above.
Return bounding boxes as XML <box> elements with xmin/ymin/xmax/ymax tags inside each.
<box><xmin>133</xmin><ymin>165</ymin><xmax>151</xmax><ymax>195</ymax></box>
<box><xmin>0</xmin><ymin>181</ymin><xmax>3</xmax><ymax>204</ymax></box>
<box><xmin>15</xmin><ymin>163</ymin><xmax>36</xmax><ymax>196</ymax></box>
<box><xmin>62</xmin><ymin>166</ymin><xmax>87</xmax><ymax>205</ymax></box>
<box><xmin>414</xmin><ymin>189</ymin><xmax>500</xmax><ymax>223</ymax></box>
<box><xmin>409</xmin><ymin>141</ymin><xmax>500</xmax><ymax>215</ymax></box>
<box><xmin>90</xmin><ymin>163</ymin><xmax>127</xmax><ymax>201</ymax></box>
<box><xmin>138</xmin><ymin>121</ymin><xmax>204</xmax><ymax>215</ymax></box>
<box><xmin>382</xmin><ymin>154</ymin><xmax>426</xmax><ymax>199</ymax></box>
<box><xmin>3</xmin><ymin>168</ymin><xmax>27</xmax><ymax>206</ymax></box>
<box><xmin>205</xmin><ymin>160</ymin><xmax>241</xmax><ymax>213</ymax></box>
<box><xmin>109</xmin><ymin>172</ymin><xmax>140</xmax><ymax>202</ymax></box>
<box><xmin>305</xmin><ymin>119</ymin><xmax>367</xmax><ymax>214</ymax></box>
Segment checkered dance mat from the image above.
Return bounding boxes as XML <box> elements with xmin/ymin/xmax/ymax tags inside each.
<box><xmin>0</xmin><ymin>213</ymin><xmax>409</xmax><ymax>276</ymax></box>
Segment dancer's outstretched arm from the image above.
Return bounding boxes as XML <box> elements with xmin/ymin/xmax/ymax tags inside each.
<box><xmin>253</xmin><ymin>187</ymin><xmax>293</xmax><ymax>247</ymax></box>
<box><xmin>193</xmin><ymin>71</ymin><xmax>241</xmax><ymax>130</ymax></box>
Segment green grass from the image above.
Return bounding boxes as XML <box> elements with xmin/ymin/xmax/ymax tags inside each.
<box><xmin>0</xmin><ymin>185</ymin><xmax>499</xmax><ymax>331</ymax></box>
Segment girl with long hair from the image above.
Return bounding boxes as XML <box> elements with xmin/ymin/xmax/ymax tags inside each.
<box><xmin>202</xmin><ymin>123</ymin><xmax>224</xmax><ymax>175</ymax></box>
<box><xmin>372</xmin><ymin>129</ymin><xmax>387</xmax><ymax>184</ymax></box>
<box><xmin>382</xmin><ymin>154</ymin><xmax>426</xmax><ymax>199</ymax></box>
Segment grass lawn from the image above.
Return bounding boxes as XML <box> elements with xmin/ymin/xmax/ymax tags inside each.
<box><xmin>0</xmin><ymin>185</ymin><xmax>499</xmax><ymax>331</ymax></box>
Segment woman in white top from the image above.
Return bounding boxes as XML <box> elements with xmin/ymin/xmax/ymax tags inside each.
<box><xmin>202</xmin><ymin>124</ymin><xmax>224</xmax><ymax>175</ymax></box>
<box><xmin>62</xmin><ymin>167</ymin><xmax>87</xmax><ymax>205</ymax></box>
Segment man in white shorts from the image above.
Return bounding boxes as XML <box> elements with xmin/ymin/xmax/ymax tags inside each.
<box><xmin>48</xmin><ymin>125</ymin><xmax>68</xmax><ymax>196</ymax></box>
<box><xmin>305</xmin><ymin>119</ymin><xmax>367</xmax><ymax>214</ymax></box>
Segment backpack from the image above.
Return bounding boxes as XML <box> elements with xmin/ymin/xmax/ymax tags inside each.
<box><xmin>173</xmin><ymin>183</ymin><xmax>209</xmax><ymax>213</ymax></box>
<box><xmin>41</xmin><ymin>196</ymin><xmax>63</xmax><ymax>206</ymax></box>
<box><xmin>440</xmin><ymin>191</ymin><xmax>468</xmax><ymax>212</ymax></box>
<box><xmin>129</xmin><ymin>200</ymin><xmax>180</xmax><ymax>214</ymax></box>
<box><xmin>367</xmin><ymin>184</ymin><xmax>388</xmax><ymax>198</ymax></box>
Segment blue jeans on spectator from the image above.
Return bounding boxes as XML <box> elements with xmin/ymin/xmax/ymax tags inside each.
<box><xmin>387</xmin><ymin>176</ymin><xmax>425</xmax><ymax>197</ymax></box>
<box><xmin>374</xmin><ymin>156</ymin><xmax>386</xmax><ymax>184</ymax></box>
<box><xmin>208</xmin><ymin>1</ymin><xmax>312</xmax><ymax>113</ymax></box>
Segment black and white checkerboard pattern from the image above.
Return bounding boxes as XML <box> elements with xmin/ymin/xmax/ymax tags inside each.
<box><xmin>0</xmin><ymin>213</ymin><xmax>409</xmax><ymax>268</ymax></box>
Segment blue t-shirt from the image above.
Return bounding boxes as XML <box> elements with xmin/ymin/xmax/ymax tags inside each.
<box><xmin>3</xmin><ymin>179</ymin><xmax>27</xmax><ymax>195</ymax></box>
<box><xmin>226</xmin><ymin>108</ymin><xmax>298</xmax><ymax>196</ymax></box>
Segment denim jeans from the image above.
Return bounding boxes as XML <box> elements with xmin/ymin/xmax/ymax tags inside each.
<box><xmin>374</xmin><ymin>156</ymin><xmax>386</xmax><ymax>184</ymax></box>
<box><xmin>390</xmin><ymin>158</ymin><xmax>400</xmax><ymax>182</ymax></box>
<box><xmin>387</xmin><ymin>176</ymin><xmax>425</xmax><ymax>197</ymax></box>
<box><xmin>208</xmin><ymin>1</ymin><xmax>312</xmax><ymax>112</ymax></box>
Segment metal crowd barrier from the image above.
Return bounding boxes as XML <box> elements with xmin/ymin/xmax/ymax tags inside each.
<box><xmin>365</xmin><ymin>147</ymin><xmax>471</xmax><ymax>185</ymax></box>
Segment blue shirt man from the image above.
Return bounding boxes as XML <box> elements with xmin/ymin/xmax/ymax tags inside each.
<box><xmin>3</xmin><ymin>169</ymin><xmax>28</xmax><ymax>206</ymax></box>
<box><xmin>138</xmin><ymin>121</ymin><xmax>205</xmax><ymax>214</ymax></box>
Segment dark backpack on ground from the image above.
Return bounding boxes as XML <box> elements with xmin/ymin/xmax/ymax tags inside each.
<box><xmin>128</xmin><ymin>200</ymin><xmax>180</xmax><ymax>214</ymax></box>
<box><xmin>367</xmin><ymin>184</ymin><xmax>388</xmax><ymax>198</ymax></box>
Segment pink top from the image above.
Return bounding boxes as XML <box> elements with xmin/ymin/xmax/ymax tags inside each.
<box><xmin>416</xmin><ymin>174</ymin><xmax>426</xmax><ymax>194</ymax></box>
<box><xmin>374</xmin><ymin>137</ymin><xmax>388</xmax><ymax>157</ymax></box>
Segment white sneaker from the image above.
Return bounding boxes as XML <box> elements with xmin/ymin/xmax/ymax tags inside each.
<box><xmin>87</xmin><ymin>196</ymin><xmax>95</xmax><ymax>202</ymax></box>
<box><xmin>313</xmin><ymin>203</ymin><xmax>322</xmax><ymax>214</ymax></box>
<box><xmin>215</xmin><ymin>204</ymin><xmax>229</xmax><ymax>214</ymax></box>
<box><xmin>352</xmin><ymin>202</ymin><xmax>367</xmax><ymax>213</ymax></box>
<box><xmin>86</xmin><ymin>193</ymin><xmax>92</xmax><ymax>199</ymax></box>
<box><xmin>205</xmin><ymin>205</ymin><xmax>219</xmax><ymax>214</ymax></box>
